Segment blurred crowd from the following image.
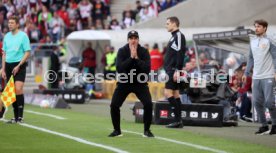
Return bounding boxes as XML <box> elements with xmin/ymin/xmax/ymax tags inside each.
<box><xmin>0</xmin><ymin>0</ymin><xmax>184</xmax><ymax>44</ymax></box>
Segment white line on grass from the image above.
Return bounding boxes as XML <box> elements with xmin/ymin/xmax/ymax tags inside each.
<box><xmin>0</xmin><ymin>120</ymin><xmax>128</xmax><ymax>153</ymax></box>
<box><xmin>122</xmin><ymin>130</ymin><xmax>227</xmax><ymax>153</ymax></box>
<box><xmin>25</xmin><ymin>110</ymin><xmax>66</xmax><ymax>120</ymax></box>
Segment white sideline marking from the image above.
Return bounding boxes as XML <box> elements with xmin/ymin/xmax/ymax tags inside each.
<box><xmin>25</xmin><ymin>110</ymin><xmax>66</xmax><ymax>120</ymax></box>
<box><xmin>123</xmin><ymin>130</ymin><xmax>227</xmax><ymax>153</ymax></box>
<box><xmin>0</xmin><ymin>119</ymin><xmax>128</xmax><ymax>153</ymax></box>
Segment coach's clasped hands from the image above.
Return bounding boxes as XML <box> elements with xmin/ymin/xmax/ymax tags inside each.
<box><xmin>130</xmin><ymin>44</ymin><xmax>138</xmax><ymax>59</ymax></box>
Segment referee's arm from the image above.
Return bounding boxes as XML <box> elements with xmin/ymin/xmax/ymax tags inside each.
<box><xmin>17</xmin><ymin>51</ymin><xmax>30</xmax><ymax>68</ymax></box>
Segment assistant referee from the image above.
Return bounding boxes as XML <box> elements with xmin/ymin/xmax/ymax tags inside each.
<box><xmin>2</xmin><ymin>15</ymin><xmax>31</xmax><ymax>123</ymax></box>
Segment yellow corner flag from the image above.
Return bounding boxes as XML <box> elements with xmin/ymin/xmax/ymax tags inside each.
<box><xmin>1</xmin><ymin>76</ymin><xmax>16</xmax><ymax>107</ymax></box>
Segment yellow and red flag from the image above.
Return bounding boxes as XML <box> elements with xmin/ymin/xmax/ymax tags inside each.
<box><xmin>1</xmin><ymin>76</ymin><xmax>16</xmax><ymax>107</ymax></box>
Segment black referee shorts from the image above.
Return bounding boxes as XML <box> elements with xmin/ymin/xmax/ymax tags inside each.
<box><xmin>165</xmin><ymin>71</ymin><xmax>183</xmax><ymax>90</ymax></box>
<box><xmin>5</xmin><ymin>62</ymin><xmax>27</xmax><ymax>82</ymax></box>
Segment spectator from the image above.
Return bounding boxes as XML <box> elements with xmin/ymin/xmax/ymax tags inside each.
<box><xmin>0</xmin><ymin>30</ymin><xmax>3</xmax><ymax>41</ymax></box>
<box><xmin>82</xmin><ymin>42</ymin><xmax>96</xmax><ymax>76</ymax></box>
<box><xmin>223</xmin><ymin>56</ymin><xmax>239</xmax><ymax>73</ymax></box>
<box><xmin>190</xmin><ymin>58</ymin><xmax>197</xmax><ymax>70</ymax></box>
<box><xmin>150</xmin><ymin>43</ymin><xmax>163</xmax><ymax>81</ymax></box>
<box><xmin>0</xmin><ymin>1</ymin><xmax>8</xmax><ymax>20</ymax></box>
<box><xmin>29</xmin><ymin>7</ymin><xmax>38</xmax><ymax>25</ymax></box>
<box><xmin>28</xmin><ymin>22</ymin><xmax>41</xmax><ymax>43</ymax></box>
<box><xmin>57</xmin><ymin>5</ymin><xmax>70</xmax><ymax>28</ymax></box>
<box><xmin>40</xmin><ymin>0</ymin><xmax>51</xmax><ymax>9</ymax></box>
<box><xmin>135</xmin><ymin>0</ymin><xmax>143</xmax><ymax>13</ymax></box>
<box><xmin>109</xmin><ymin>18</ymin><xmax>122</xmax><ymax>30</ymax></box>
<box><xmin>234</xmin><ymin>66</ymin><xmax>252</xmax><ymax>121</ymax></box>
<box><xmin>49</xmin><ymin>12</ymin><xmax>65</xmax><ymax>43</ymax></box>
<box><xmin>230</xmin><ymin>68</ymin><xmax>242</xmax><ymax>92</ymax></box>
<box><xmin>161</xmin><ymin>0</ymin><xmax>177</xmax><ymax>11</ymax></box>
<box><xmin>92</xmin><ymin>0</ymin><xmax>105</xmax><ymax>22</ymax></box>
<box><xmin>144</xmin><ymin>43</ymin><xmax>150</xmax><ymax>51</ymax></box>
<box><xmin>18</xmin><ymin>6</ymin><xmax>28</xmax><ymax>30</ymax></box>
<box><xmin>67</xmin><ymin>19</ymin><xmax>77</xmax><ymax>34</ymax></box>
<box><xmin>184</xmin><ymin>62</ymin><xmax>195</xmax><ymax>73</ymax></box>
<box><xmin>67</xmin><ymin>1</ymin><xmax>78</xmax><ymax>33</ymax></box>
<box><xmin>49</xmin><ymin>46</ymin><xmax>61</xmax><ymax>89</ymax></box>
<box><xmin>103</xmin><ymin>0</ymin><xmax>111</xmax><ymax>20</ymax></box>
<box><xmin>14</xmin><ymin>0</ymin><xmax>28</xmax><ymax>10</ymax></box>
<box><xmin>122</xmin><ymin>5</ymin><xmax>136</xmax><ymax>21</ymax></box>
<box><xmin>0</xmin><ymin>12</ymin><xmax>5</xmax><ymax>33</ymax></box>
<box><xmin>78</xmin><ymin>0</ymin><xmax>93</xmax><ymax>29</ymax></box>
<box><xmin>133</xmin><ymin>0</ymin><xmax>143</xmax><ymax>20</ymax></box>
<box><xmin>67</xmin><ymin>1</ymin><xmax>78</xmax><ymax>20</ymax></box>
<box><xmin>52</xmin><ymin>0</ymin><xmax>67</xmax><ymax>10</ymax></box>
<box><xmin>4</xmin><ymin>0</ymin><xmax>16</xmax><ymax>19</ymax></box>
<box><xmin>94</xmin><ymin>18</ymin><xmax>104</xmax><ymax>30</ymax></box>
<box><xmin>29</xmin><ymin>0</ymin><xmax>37</xmax><ymax>9</ymax></box>
<box><xmin>179</xmin><ymin>62</ymin><xmax>193</xmax><ymax>104</ymax></box>
<box><xmin>104</xmin><ymin>46</ymin><xmax>117</xmax><ymax>80</ymax></box>
<box><xmin>101</xmin><ymin>45</ymin><xmax>110</xmax><ymax>70</ymax></box>
<box><xmin>2</xmin><ymin>26</ymin><xmax>8</xmax><ymax>34</ymax></box>
<box><xmin>38</xmin><ymin>5</ymin><xmax>52</xmax><ymax>36</ymax></box>
<box><xmin>199</xmin><ymin>52</ymin><xmax>209</xmax><ymax>66</ymax></box>
<box><xmin>138</xmin><ymin>1</ymin><xmax>155</xmax><ymax>22</ymax></box>
<box><xmin>122</xmin><ymin>10</ymin><xmax>135</xmax><ymax>29</ymax></box>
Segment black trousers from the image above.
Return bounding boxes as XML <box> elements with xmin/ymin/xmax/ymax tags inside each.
<box><xmin>110</xmin><ymin>83</ymin><xmax>152</xmax><ymax>132</ymax></box>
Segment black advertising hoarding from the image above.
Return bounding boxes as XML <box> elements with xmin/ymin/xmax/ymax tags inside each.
<box><xmin>134</xmin><ymin>101</ymin><xmax>224</xmax><ymax>127</ymax></box>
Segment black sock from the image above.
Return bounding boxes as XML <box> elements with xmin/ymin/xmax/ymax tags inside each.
<box><xmin>16</xmin><ymin>95</ymin><xmax>25</xmax><ymax>119</ymax></box>
<box><xmin>12</xmin><ymin>101</ymin><xmax>19</xmax><ymax>120</ymax></box>
<box><xmin>175</xmin><ymin>98</ymin><xmax>182</xmax><ymax>122</ymax></box>
<box><xmin>168</xmin><ymin>96</ymin><xmax>180</xmax><ymax>122</ymax></box>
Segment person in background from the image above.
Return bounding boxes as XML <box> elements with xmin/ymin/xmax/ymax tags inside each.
<box><xmin>82</xmin><ymin>42</ymin><xmax>96</xmax><ymax>97</ymax></box>
<box><xmin>144</xmin><ymin>43</ymin><xmax>150</xmax><ymax>52</ymax></box>
<box><xmin>82</xmin><ymin>42</ymin><xmax>96</xmax><ymax>76</ymax></box>
<box><xmin>164</xmin><ymin>16</ymin><xmax>186</xmax><ymax>128</ymax></box>
<box><xmin>104</xmin><ymin>46</ymin><xmax>117</xmax><ymax>80</ymax></box>
<box><xmin>243</xmin><ymin>19</ymin><xmax>276</xmax><ymax>135</ymax></box>
<box><xmin>150</xmin><ymin>43</ymin><xmax>163</xmax><ymax>81</ymax></box>
<box><xmin>48</xmin><ymin>46</ymin><xmax>61</xmax><ymax>89</ymax></box>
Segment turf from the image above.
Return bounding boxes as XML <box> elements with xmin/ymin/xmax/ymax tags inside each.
<box><xmin>0</xmin><ymin>104</ymin><xmax>275</xmax><ymax>153</ymax></box>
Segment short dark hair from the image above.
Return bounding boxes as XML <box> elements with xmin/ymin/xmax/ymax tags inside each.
<box><xmin>8</xmin><ymin>15</ymin><xmax>20</xmax><ymax>24</ymax></box>
<box><xmin>153</xmin><ymin>43</ymin><xmax>158</xmax><ymax>49</ymax></box>
<box><xmin>167</xmin><ymin>16</ymin><xmax>180</xmax><ymax>27</ymax></box>
<box><xmin>254</xmin><ymin>19</ymin><xmax>268</xmax><ymax>30</ymax></box>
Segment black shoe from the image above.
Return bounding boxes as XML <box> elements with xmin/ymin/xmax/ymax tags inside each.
<box><xmin>17</xmin><ymin>118</ymin><xmax>24</xmax><ymax>124</ymax></box>
<box><xmin>223</xmin><ymin>120</ymin><xmax>238</xmax><ymax>127</ymax></box>
<box><xmin>269</xmin><ymin>125</ymin><xmax>276</xmax><ymax>135</ymax></box>
<box><xmin>242</xmin><ymin>115</ymin><xmax>253</xmax><ymax>122</ymax></box>
<box><xmin>108</xmin><ymin>130</ymin><xmax>123</xmax><ymax>137</ymax></box>
<box><xmin>0</xmin><ymin>107</ymin><xmax>6</xmax><ymax>119</ymax></box>
<box><xmin>143</xmin><ymin>130</ymin><xmax>154</xmax><ymax>138</ymax></box>
<box><xmin>6</xmin><ymin>118</ymin><xmax>17</xmax><ymax>124</ymax></box>
<box><xmin>229</xmin><ymin>114</ymin><xmax>238</xmax><ymax>121</ymax></box>
<box><xmin>255</xmin><ymin>126</ymin><xmax>269</xmax><ymax>135</ymax></box>
<box><xmin>166</xmin><ymin>121</ymin><xmax>184</xmax><ymax>128</ymax></box>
